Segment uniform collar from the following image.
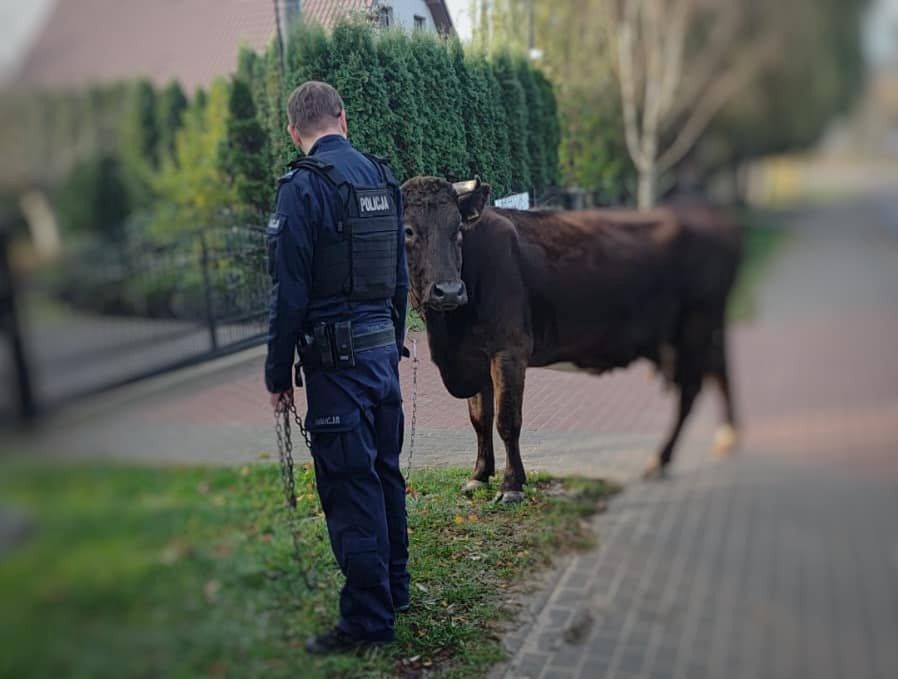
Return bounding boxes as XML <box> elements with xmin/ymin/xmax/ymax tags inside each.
<box><xmin>308</xmin><ymin>134</ymin><xmax>349</xmax><ymax>156</ymax></box>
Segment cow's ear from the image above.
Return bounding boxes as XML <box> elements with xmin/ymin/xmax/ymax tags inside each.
<box><xmin>459</xmin><ymin>178</ymin><xmax>491</xmax><ymax>227</ymax></box>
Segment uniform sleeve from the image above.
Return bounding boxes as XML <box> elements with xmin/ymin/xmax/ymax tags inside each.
<box><xmin>264</xmin><ymin>178</ymin><xmax>316</xmax><ymax>392</ymax></box>
<box><xmin>391</xmin><ymin>191</ymin><xmax>409</xmax><ymax>356</ymax></box>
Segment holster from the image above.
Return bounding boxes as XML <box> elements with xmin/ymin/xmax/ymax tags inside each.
<box><xmin>300</xmin><ymin>321</ymin><xmax>356</xmax><ymax>371</ymax></box>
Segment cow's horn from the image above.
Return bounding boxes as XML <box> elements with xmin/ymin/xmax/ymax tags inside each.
<box><xmin>452</xmin><ymin>177</ymin><xmax>479</xmax><ymax>196</ymax></box>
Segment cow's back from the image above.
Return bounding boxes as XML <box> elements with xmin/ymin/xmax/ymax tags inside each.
<box><xmin>484</xmin><ymin>203</ymin><xmax>741</xmax><ymax>368</ymax></box>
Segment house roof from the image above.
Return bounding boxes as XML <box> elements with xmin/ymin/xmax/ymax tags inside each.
<box><xmin>424</xmin><ymin>0</ymin><xmax>455</xmax><ymax>35</ymax></box>
<box><xmin>301</xmin><ymin>0</ymin><xmax>375</xmax><ymax>30</ymax></box>
<box><xmin>17</xmin><ymin>0</ymin><xmax>277</xmax><ymax>91</ymax></box>
<box><xmin>16</xmin><ymin>0</ymin><xmax>456</xmax><ymax>91</ymax></box>
<box><xmin>300</xmin><ymin>0</ymin><xmax>455</xmax><ymax>35</ymax></box>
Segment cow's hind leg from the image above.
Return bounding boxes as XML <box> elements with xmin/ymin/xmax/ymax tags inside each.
<box><xmin>644</xmin><ymin>310</ymin><xmax>711</xmax><ymax>480</ymax></box>
<box><xmin>463</xmin><ymin>382</ymin><xmax>495</xmax><ymax>494</ymax></box>
<box><xmin>707</xmin><ymin>325</ymin><xmax>739</xmax><ymax>458</ymax></box>
<box><xmin>491</xmin><ymin>351</ymin><xmax>527</xmax><ymax>503</ymax></box>
<box><xmin>644</xmin><ymin>379</ymin><xmax>701</xmax><ymax>480</ymax></box>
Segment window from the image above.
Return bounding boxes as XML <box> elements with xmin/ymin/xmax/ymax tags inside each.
<box><xmin>413</xmin><ymin>15</ymin><xmax>426</xmax><ymax>30</ymax></box>
<box><xmin>377</xmin><ymin>6</ymin><xmax>393</xmax><ymax>28</ymax></box>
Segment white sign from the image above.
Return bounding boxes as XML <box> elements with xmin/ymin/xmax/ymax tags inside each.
<box><xmin>493</xmin><ymin>192</ymin><xmax>530</xmax><ymax>210</ymax></box>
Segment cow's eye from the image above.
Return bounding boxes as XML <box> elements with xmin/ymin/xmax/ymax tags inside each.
<box><xmin>404</xmin><ymin>226</ymin><xmax>415</xmax><ymax>239</ymax></box>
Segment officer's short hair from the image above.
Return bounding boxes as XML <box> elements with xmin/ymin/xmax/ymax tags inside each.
<box><xmin>287</xmin><ymin>81</ymin><xmax>344</xmax><ymax>136</ymax></box>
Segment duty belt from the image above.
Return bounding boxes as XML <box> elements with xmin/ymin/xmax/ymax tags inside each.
<box><xmin>298</xmin><ymin>322</ymin><xmax>395</xmax><ymax>372</ymax></box>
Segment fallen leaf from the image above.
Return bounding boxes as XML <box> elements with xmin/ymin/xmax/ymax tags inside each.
<box><xmin>159</xmin><ymin>545</ymin><xmax>180</xmax><ymax>566</ymax></box>
<box><xmin>467</xmin><ymin>513</ymin><xmax>478</xmax><ymax>522</ymax></box>
<box><xmin>240</xmin><ymin>466</ymin><xmax>251</xmax><ymax>477</ymax></box>
<box><xmin>415</xmin><ymin>583</ymin><xmax>428</xmax><ymax>593</ymax></box>
<box><xmin>204</xmin><ymin>579</ymin><xmax>221</xmax><ymax>604</ymax></box>
<box><xmin>453</xmin><ymin>515</ymin><xmax>465</xmax><ymax>525</ymax></box>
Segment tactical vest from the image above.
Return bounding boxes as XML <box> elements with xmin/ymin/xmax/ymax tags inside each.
<box><xmin>291</xmin><ymin>154</ymin><xmax>400</xmax><ymax>302</ymax></box>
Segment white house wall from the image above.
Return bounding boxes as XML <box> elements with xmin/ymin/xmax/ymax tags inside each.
<box><xmin>381</xmin><ymin>0</ymin><xmax>435</xmax><ymax>32</ymax></box>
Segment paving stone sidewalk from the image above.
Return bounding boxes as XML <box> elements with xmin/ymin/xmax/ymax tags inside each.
<box><xmin>499</xmin><ymin>190</ymin><xmax>898</xmax><ymax>679</ymax></box>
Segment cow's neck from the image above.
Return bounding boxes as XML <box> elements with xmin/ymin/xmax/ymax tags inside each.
<box><xmin>422</xmin><ymin>305</ymin><xmax>481</xmax><ymax>396</ymax></box>
<box><xmin>423</xmin><ymin>308</ymin><xmax>465</xmax><ymax>366</ymax></box>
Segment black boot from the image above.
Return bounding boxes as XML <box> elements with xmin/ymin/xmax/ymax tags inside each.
<box><xmin>305</xmin><ymin>626</ymin><xmax>390</xmax><ymax>655</ymax></box>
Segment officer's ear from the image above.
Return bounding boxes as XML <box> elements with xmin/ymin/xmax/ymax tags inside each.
<box><xmin>287</xmin><ymin>123</ymin><xmax>304</xmax><ymax>152</ymax></box>
<box><xmin>456</xmin><ymin>176</ymin><xmax>491</xmax><ymax>227</ymax></box>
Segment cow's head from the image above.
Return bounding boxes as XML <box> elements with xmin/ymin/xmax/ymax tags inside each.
<box><xmin>401</xmin><ymin>176</ymin><xmax>491</xmax><ymax>312</ymax></box>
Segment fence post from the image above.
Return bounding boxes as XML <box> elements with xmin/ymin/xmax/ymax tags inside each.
<box><xmin>0</xmin><ymin>225</ymin><xmax>37</xmax><ymax>422</ymax></box>
<box><xmin>199</xmin><ymin>231</ymin><xmax>218</xmax><ymax>352</ymax></box>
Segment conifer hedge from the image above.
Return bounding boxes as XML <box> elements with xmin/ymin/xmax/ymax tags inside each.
<box><xmin>239</xmin><ymin>20</ymin><xmax>560</xmax><ymax>199</ymax></box>
<box><xmin>25</xmin><ymin>18</ymin><xmax>562</xmax><ymax>241</ymax></box>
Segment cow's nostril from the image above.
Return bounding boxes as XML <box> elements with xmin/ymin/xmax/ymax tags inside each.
<box><xmin>432</xmin><ymin>286</ymin><xmax>445</xmax><ymax>298</ymax></box>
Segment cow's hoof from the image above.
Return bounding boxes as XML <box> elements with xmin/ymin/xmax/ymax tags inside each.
<box><xmin>462</xmin><ymin>479</ymin><xmax>488</xmax><ymax>495</ymax></box>
<box><xmin>642</xmin><ymin>460</ymin><xmax>668</xmax><ymax>481</ymax></box>
<box><xmin>493</xmin><ymin>490</ymin><xmax>525</xmax><ymax>504</ymax></box>
<box><xmin>711</xmin><ymin>424</ymin><xmax>738</xmax><ymax>459</ymax></box>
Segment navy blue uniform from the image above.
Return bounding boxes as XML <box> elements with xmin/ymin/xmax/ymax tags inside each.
<box><xmin>265</xmin><ymin>134</ymin><xmax>409</xmax><ymax>642</ymax></box>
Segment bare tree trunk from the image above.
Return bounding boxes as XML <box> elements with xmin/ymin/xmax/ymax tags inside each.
<box><xmin>638</xmin><ymin>165</ymin><xmax>656</xmax><ymax>209</ymax></box>
<box><xmin>607</xmin><ymin>0</ymin><xmax>778</xmax><ymax>211</ymax></box>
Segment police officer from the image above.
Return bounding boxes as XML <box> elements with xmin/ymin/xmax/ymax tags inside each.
<box><xmin>264</xmin><ymin>81</ymin><xmax>410</xmax><ymax>654</ymax></box>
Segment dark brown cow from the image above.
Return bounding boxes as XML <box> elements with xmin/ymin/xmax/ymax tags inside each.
<box><xmin>401</xmin><ymin>176</ymin><xmax>742</xmax><ymax>502</ymax></box>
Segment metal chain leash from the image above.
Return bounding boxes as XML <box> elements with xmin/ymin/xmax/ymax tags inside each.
<box><xmin>405</xmin><ymin>338</ymin><xmax>418</xmax><ymax>479</ymax></box>
<box><xmin>273</xmin><ymin>335</ymin><xmax>417</xmax><ymax>585</ymax></box>
<box><xmin>273</xmin><ymin>395</ymin><xmax>316</xmax><ymax>591</ymax></box>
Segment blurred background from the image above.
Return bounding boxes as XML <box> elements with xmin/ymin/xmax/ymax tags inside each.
<box><xmin>1</xmin><ymin>1</ymin><xmax>897</xmax><ymax>678</ymax></box>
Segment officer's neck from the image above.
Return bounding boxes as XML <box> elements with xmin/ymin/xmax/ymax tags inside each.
<box><xmin>303</xmin><ymin>130</ymin><xmax>347</xmax><ymax>156</ymax></box>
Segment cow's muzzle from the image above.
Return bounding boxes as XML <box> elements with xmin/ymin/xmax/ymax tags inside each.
<box><xmin>424</xmin><ymin>281</ymin><xmax>468</xmax><ymax>310</ymax></box>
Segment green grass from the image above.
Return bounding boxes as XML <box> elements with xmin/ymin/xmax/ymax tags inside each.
<box><xmin>406</xmin><ymin>306</ymin><xmax>425</xmax><ymax>332</ymax></box>
<box><xmin>0</xmin><ymin>464</ymin><xmax>614</xmax><ymax>678</ymax></box>
<box><xmin>729</xmin><ymin>210</ymin><xmax>789</xmax><ymax>322</ymax></box>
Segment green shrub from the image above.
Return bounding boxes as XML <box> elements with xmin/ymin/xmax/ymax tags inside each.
<box><xmin>327</xmin><ymin>23</ymin><xmax>398</xmax><ymax>163</ymax></box>
<box><xmin>377</xmin><ymin>29</ymin><xmax>424</xmax><ymax>180</ymax></box>
<box><xmin>222</xmin><ymin>78</ymin><xmax>270</xmax><ymax>216</ymax></box>
<box><xmin>410</xmin><ymin>31</ymin><xmax>467</xmax><ymax>180</ymax></box>
<box><xmin>533</xmin><ymin>70</ymin><xmax>561</xmax><ymax>187</ymax></box>
<box><xmin>515</xmin><ymin>57</ymin><xmax>548</xmax><ymax>196</ymax></box>
<box><xmin>156</xmin><ymin>81</ymin><xmax>188</xmax><ymax>163</ymax></box>
<box><xmin>492</xmin><ymin>51</ymin><xmax>530</xmax><ymax>193</ymax></box>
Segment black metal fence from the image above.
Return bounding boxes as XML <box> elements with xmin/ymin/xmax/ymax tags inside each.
<box><xmin>0</xmin><ymin>224</ymin><xmax>271</xmax><ymax>422</ymax></box>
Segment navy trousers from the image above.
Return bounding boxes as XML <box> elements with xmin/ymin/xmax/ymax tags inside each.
<box><xmin>303</xmin><ymin>339</ymin><xmax>409</xmax><ymax>642</ymax></box>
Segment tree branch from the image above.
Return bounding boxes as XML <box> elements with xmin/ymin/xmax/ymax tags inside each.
<box><xmin>669</xmin><ymin>0</ymin><xmax>744</xmax><ymax>120</ymax></box>
<box><xmin>639</xmin><ymin>0</ymin><xmax>665</xmax><ymax>166</ymax></box>
<box><xmin>657</xmin><ymin>33</ymin><xmax>779</xmax><ymax>173</ymax></box>
<box><xmin>614</xmin><ymin>0</ymin><xmax>648</xmax><ymax>169</ymax></box>
<box><xmin>657</xmin><ymin>0</ymin><xmax>694</xmax><ymax>117</ymax></box>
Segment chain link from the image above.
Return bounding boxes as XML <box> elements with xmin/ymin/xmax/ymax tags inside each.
<box><xmin>273</xmin><ymin>394</ymin><xmax>316</xmax><ymax>590</ymax></box>
<box><xmin>405</xmin><ymin>338</ymin><xmax>418</xmax><ymax>479</ymax></box>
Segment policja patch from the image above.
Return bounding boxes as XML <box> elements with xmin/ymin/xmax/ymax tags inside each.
<box><xmin>356</xmin><ymin>189</ymin><xmax>393</xmax><ymax>216</ymax></box>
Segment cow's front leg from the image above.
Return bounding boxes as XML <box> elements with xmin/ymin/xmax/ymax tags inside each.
<box><xmin>463</xmin><ymin>382</ymin><xmax>495</xmax><ymax>494</ymax></box>
<box><xmin>491</xmin><ymin>351</ymin><xmax>527</xmax><ymax>503</ymax></box>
